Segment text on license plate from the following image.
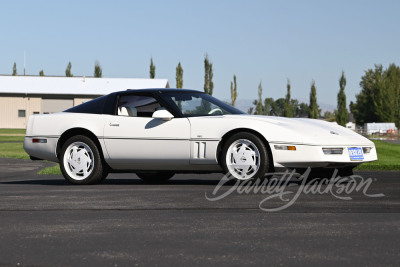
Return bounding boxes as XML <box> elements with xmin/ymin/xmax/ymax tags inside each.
<box><xmin>348</xmin><ymin>147</ymin><xmax>364</xmax><ymax>161</ymax></box>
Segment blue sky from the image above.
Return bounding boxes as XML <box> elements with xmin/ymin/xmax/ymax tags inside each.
<box><xmin>1</xmin><ymin>0</ymin><xmax>399</xmax><ymax>109</ymax></box>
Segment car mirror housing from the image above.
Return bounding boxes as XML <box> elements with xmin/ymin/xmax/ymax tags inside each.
<box><xmin>152</xmin><ymin>109</ymin><xmax>174</xmax><ymax>121</ymax></box>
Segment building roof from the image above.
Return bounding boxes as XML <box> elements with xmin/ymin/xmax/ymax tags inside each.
<box><xmin>0</xmin><ymin>75</ymin><xmax>169</xmax><ymax>96</ymax></box>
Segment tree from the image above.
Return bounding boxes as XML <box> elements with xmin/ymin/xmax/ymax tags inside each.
<box><xmin>309</xmin><ymin>80</ymin><xmax>320</xmax><ymax>119</ymax></box>
<box><xmin>271</xmin><ymin>98</ymin><xmax>285</xmax><ymax>116</ymax></box>
<box><xmin>324</xmin><ymin>111</ymin><xmax>336</xmax><ymax>122</ymax></box>
<box><xmin>39</xmin><ymin>70</ymin><xmax>44</xmax><ymax>76</ymax></box>
<box><xmin>204</xmin><ymin>54</ymin><xmax>214</xmax><ymax>95</ymax></box>
<box><xmin>289</xmin><ymin>99</ymin><xmax>299</xmax><ymax>117</ymax></box>
<box><xmin>297</xmin><ymin>102</ymin><xmax>309</xmax><ymax>118</ymax></box>
<box><xmin>176</xmin><ymin>62</ymin><xmax>183</xmax><ymax>88</ymax></box>
<box><xmin>353</xmin><ymin>64</ymin><xmax>400</xmax><ymax>127</ymax></box>
<box><xmin>65</xmin><ymin>62</ymin><xmax>73</xmax><ymax>77</ymax></box>
<box><xmin>263</xmin><ymin>97</ymin><xmax>274</xmax><ymax>115</ymax></box>
<box><xmin>284</xmin><ymin>79</ymin><xmax>293</xmax><ymax>117</ymax></box>
<box><xmin>262</xmin><ymin>96</ymin><xmax>308</xmax><ymax>117</ymax></box>
<box><xmin>336</xmin><ymin>71</ymin><xmax>349</xmax><ymax>126</ymax></box>
<box><xmin>149</xmin><ymin>57</ymin><xmax>155</xmax><ymax>79</ymax></box>
<box><xmin>253</xmin><ymin>82</ymin><xmax>264</xmax><ymax>115</ymax></box>
<box><xmin>12</xmin><ymin>62</ymin><xmax>17</xmax><ymax>76</ymax></box>
<box><xmin>383</xmin><ymin>64</ymin><xmax>400</xmax><ymax>127</ymax></box>
<box><xmin>230</xmin><ymin>75</ymin><xmax>237</xmax><ymax>106</ymax></box>
<box><xmin>94</xmin><ymin>61</ymin><xmax>102</xmax><ymax>78</ymax></box>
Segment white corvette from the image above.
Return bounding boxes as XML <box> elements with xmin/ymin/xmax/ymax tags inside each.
<box><xmin>24</xmin><ymin>89</ymin><xmax>377</xmax><ymax>184</ymax></box>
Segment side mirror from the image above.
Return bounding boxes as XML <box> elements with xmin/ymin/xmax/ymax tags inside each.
<box><xmin>152</xmin><ymin>109</ymin><xmax>174</xmax><ymax>121</ymax></box>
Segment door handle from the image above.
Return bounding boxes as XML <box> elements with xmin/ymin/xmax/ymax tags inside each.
<box><xmin>109</xmin><ymin>122</ymin><xmax>120</xmax><ymax>127</ymax></box>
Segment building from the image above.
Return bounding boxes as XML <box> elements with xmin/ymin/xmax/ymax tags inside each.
<box><xmin>364</xmin><ymin>122</ymin><xmax>398</xmax><ymax>135</ymax></box>
<box><xmin>0</xmin><ymin>75</ymin><xmax>169</xmax><ymax>129</ymax></box>
<box><xmin>345</xmin><ymin>122</ymin><xmax>356</xmax><ymax>131</ymax></box>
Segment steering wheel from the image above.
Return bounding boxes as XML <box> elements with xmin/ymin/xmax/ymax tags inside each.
<box><xmin>208</xmin><ymin>108</ymin><xmax>223</xmax><ymax>115</ymax></box>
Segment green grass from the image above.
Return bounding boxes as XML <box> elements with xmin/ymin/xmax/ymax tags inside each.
<box><xmin>0</xmin><ymin>129</ymin><xmax>26</xmax><ymax>134</ymax></box>
<box><xmin>355</xmin><ymin>140</ymin><xmax>400</xmax><ymax>170</ymax></box>
<box><xmin>0</xmin><ymin>143</ymin><xmax>29</xmax><ymax>159</ymax></box>
<box><xmin>37</xmin><ymin>165</ymin><xmax>61</xmax><ymax>175</ymax></box>
<box><xmin>0</xmin><ymin>128</ymin><xmax>25</xmax><ymax>142</ymax></box>
<box><xmin>0</xmin><ymin>136</ymin><xmax>25</xmax><ymax>142</ymax></box>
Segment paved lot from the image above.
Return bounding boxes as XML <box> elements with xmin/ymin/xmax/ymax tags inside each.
<box><xmin>0</xmin><ymin>158</ymin><xmax>399</xmax><ymax>266</ymax></box>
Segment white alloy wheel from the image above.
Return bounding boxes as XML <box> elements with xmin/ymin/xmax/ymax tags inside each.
<box><xmin>226</xmin><ymin>139</ymin><xmax>261</xmax><ymax>180</ymax></box>
<box><xmin>63</xmin><ymin>141</ymin><xmax>94</xmax><ymax>181</ymax></box>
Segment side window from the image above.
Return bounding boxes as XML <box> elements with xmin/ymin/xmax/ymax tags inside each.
<box><xmin>117</xmin><ymin>95</ymin><xmax>161</xmax><ymax>117</ymax></box>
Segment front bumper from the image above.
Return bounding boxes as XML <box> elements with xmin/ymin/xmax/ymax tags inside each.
<box><xmin>270</xmin><ymin>143</ymin><xmax>378</xmax><ymax>168</ymax></box>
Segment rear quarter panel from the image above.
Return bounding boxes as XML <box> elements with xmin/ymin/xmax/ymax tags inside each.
<box><xmin>29</xmin><ymin>112</ymin><xmax>105</xmax><ymax>137</ymax></box>
<box><xmin>24</xmin><ymin>112</ymin><xmax>106</xmax><ymax>162</ymax></box>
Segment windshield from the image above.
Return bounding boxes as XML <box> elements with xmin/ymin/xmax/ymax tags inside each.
<box><xmin>161</xmin><ymin>92</ymin><xmax>245</xmax><ymax>117</ymax></box>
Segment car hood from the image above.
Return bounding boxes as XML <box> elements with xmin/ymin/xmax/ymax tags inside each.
<box><xmin>222</xmin><ymin>115</ymin><xmax>373</xmax><ymax>146</ymax></box>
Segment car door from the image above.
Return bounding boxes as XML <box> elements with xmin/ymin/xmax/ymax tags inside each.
<box><xmin>103</xmin><ymin>93</ymin><xmax>191</xmax><ymax>170</ymax></box>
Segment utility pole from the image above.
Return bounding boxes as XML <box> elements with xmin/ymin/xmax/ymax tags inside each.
<box><xmin>24</xmin><ymin>51</ymin><xmax>26</xmax><ymax>76</ymax></box>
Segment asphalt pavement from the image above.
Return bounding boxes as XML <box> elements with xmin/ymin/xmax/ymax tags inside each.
<box><xmin>0</xmin><ymin>158</ymin><xmax>399</xmax><ymax>266</ymax></box>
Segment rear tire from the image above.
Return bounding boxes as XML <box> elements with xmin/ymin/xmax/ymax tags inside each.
<box><xmin>136</xmin><ymin>172</ymin><xmax>175</xmax><ymax>183</ymax></box>
<box><xmin>60</xmin><ymin>135</ymin><xmax>106</xmax><ymax>185</ymax></box>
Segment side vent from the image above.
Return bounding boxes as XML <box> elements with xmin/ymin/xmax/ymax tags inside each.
<box><xmin>194</xmin><ymin>142</ymin><xmax>206</xmax><ymax>159</ymax></box>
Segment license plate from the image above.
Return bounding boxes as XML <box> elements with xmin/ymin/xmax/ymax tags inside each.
<box><xmin>348</xmin><ymin>147</ymin><xmax>364</xmax><ymax>161</ymax></box>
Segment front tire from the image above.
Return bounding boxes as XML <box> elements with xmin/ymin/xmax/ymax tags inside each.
<box><xmin>60</xmin><ymin>135</ymin><xmax>107</xmax><ymax>185</ymax></box>
<box><xmin>221</xmin><ymin>132</ymin><xmax>269</xmax><ymax>180</ymax></box>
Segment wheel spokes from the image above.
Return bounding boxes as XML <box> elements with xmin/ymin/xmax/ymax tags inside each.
<box><xmin>227</xmin><ymin>139</ymin><xmax>260</xmax><ymax>180</ymax></box>
<box><xmin>65</xmin><ymin>143</ymin><xmax>94</xmax><ymax>180</ymax></box>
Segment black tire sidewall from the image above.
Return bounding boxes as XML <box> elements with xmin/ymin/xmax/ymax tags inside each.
<box><xmin>60</xmin><ymin>135</ymin><xmax>104</xmax><ymax>185</ymax></box>
<box><xmin>221</xmin><ymin>132</ymin><xmax>269</xmax><ymax>180</ymax></box>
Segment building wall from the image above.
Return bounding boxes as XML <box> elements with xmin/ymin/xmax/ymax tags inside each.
<box><xmin>0</xmin><ymin>95</ymin><xmax>98</xmax><ymax>129</ymax></box>
<box><xmin>42</xmin><ymin>99</ymin><xmax>74</xmax><ymax>113</ymax></box>
<box><xmin>74</xmin><ymin>98</ymin><xmax>94</xmax><ymax>106</ymax></box>
<box><xmin>0</xmin><ymin>96</ymin><xmax>41</xmax><ymax>128</ymax></box>
<box><xmin>0</xmin><ymin>95</ymin><xmax>99</xmax><ymax>129</ymax></box>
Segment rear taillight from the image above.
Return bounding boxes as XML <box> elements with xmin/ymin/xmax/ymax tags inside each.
<box><xmin>32</xmin><ymin>138</ymin><xmax>47</xmax><ymax>143</ymax></box>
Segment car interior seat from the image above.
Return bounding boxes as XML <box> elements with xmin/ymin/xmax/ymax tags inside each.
<box><xmin>126</xmin><ymin>107</ymin><xmax>137</xmax><ymax>117</ymax></box>
<box><xmin>118</xmin><ymin>106</ymin><xmax>137</xmax><ymax>117</ymax></box>
<box><xmin>118</xmin><ymin>107</ymin><xmax>129</xmax><ymax>116</ymax></box>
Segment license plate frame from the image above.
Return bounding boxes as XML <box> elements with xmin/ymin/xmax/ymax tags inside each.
<box><xmin>348</xmin><ymin>147</ymin><xmax>364</xmax><ymax>161</ymax></box>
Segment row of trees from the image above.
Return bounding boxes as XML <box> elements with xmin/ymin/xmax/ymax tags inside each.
<box><xmin>148</xmin><ymin>55</ymin><xmax>215</xmax><ymax>96</ymax></box>
<box><xmin>65</xmin><ymin>61</ymin><xmax>103</xmax><ymax>78</ymax></box>
<box><xmin>11</xmin><ymin>61</ymin><xmax>103</xmax><ymax>78</ymax></box>
<box><xmin>247</xmin><ymin>63</ymin><xmax>400</xmax><ymax>128</ymax></box>
<box><xmin>247</xmin><ymin>72</ymin><xmax>349</xmax><ymax>126</ymax></box>
<box><xmin>248</xmin><ymin>81</ymin><xmax>312</xmax><ymax>118</ymax></box>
